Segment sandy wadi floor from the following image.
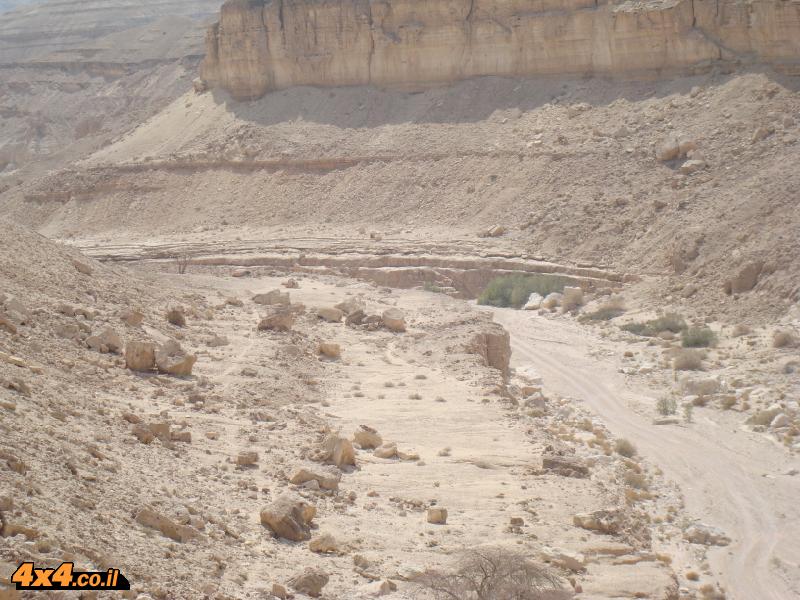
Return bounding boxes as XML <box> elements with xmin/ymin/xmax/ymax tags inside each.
<box><xmin>1</xmin><ymin>223</ymin><xmax>708</xmax><ymax>599</ymax></box>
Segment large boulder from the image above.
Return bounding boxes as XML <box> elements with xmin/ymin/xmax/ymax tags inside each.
<box><xmin>683</xmin><ymin>523</ymin><xmax>731</xmax><ymax>546</ymax></box>
<box><xmin>680</xmin><ymin>159</ymin><xmax>707</xmax><ymax>174</ymax></box>
<box><xmin>86</xmin><ymin>327</ymin><xmax>123</xmax><ymax>354</ymax></box>
<box><xmin>374</xmin><ymin>442</ymin><xmax>398</xmax><ymax>459</ymax></box>
<box><xmin>656</xmin><ymin>134</ymin><xmax>695</xmax><ymax>162</ymax></box>
<box><xmin>260</xmin><ymin>493</ymin><xmax>316</xmax><ymax>541</ymax></box>
<box><xmin>426</xmin><ymin>507</ymin><xmax>448</xmax><ymax>524</ymax></box>
<box><xmin>125</xmin><ymin>341</ymin><xmax>156</xmax><ymax>372</ymax></box>
<box><xmin>523</xmin><ymin>293</ymin><xmax>544</xmax><ymax>311</ymax></box>
<box><xmin>573</xmin><ymin>509</ymin><xmax>624</xmax><ymax>535</ymax></box>
<box><xmin>542</xmin><ymin>453</ymin><xmax>589</xmax><ymax>478</ymax></box>
<box><xmin>166</xmin><ymin>307</ymin><xmax>186</xmax><ymax>327</ymax></box>
<box><xmin>467</xmin><ymin>323</ymin><xmax>511</xmax><ymax>375</ymax></box>
<box><xmin>353</xmin><ymin>425</ymin><xmax>382</xmax><ymax>450</ymax></box>
<box><xmin>135</xmin><ymin>507</ymin><xmax>201</xmax><ymax>543</ymax></box>
<box><xmin>288</xmin><ymin>568</ymin><xmax>329</xmax><ymax>598</ymax></box>
<box><xmin>309</xmin><ymin>533</ymin><xmax>344</xmax><ymax>554</ymax></box>
<box><xmin>725</xmin><ymin>261</ymin><xmax>764</xmax><ymax>294</ymax></box>
<box><xmin>346</xmin><ymin>309</ymin><xmax>367</xmax><ymax>326</ymax></box>
<box><xmin>0</xmin><ymin>313</ymin><xmax>17</xmax><ymax>334</ymax></box>
<box><xmin>541</xmin><ymin>292</ymin><xmax>563</xmax><ymax>310</ymax></box>
<box><xmin>382</xmin><ymin>308</ymin><xmax>406</xmax><ymax>332</ymax></box>
<box><xmin>289</xmin><ymin>466</ymin><xmax>341</xmax><ymax>491</ymax></box>
<box><xmin>155</xmin><ymin>340</ymin><xmax>197</xmax><ymax>376</ymax></box>
<box><xmin>315</xmin><ymin>433</ymin><xmax>356</xmax><ymax>469</ymax></box>
<box><xmin>540</xmin><ymin>547</ymin><xmax>586</xmax><ymax>573</ymax></box>
<box><xmin>317</xmin><ymin>307</ymin><xmax>344</xmax><ymax>323</ymax></box>
<box><xmin>4</xmin><ymin>297</ymin><xmax>32</xmax><ymax>325</ymax></box>
<box><xmin>335</xmin><ymin>299</ymin><xmax>364</xmax><ymax>316</ymax></box>
<box><xmin>120</xmin><ymin>309</ymin><xmax>144</xmax><ymax>327</ymax></box>
<box><xmin>258</xmin><ymin>309</ymin><xmax>294</xmax><ymax>332</ymax></box>
<box><xmin>254</xmin><ymin>290</ymin><xmax>290</xmax><ymax>306</ymax></box>
<box><xmin>318</xmin><ymin>342</ymin><xmax>341</xmax><ymax>359</ymax></box>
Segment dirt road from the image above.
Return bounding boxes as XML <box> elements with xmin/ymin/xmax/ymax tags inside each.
<box><xmin>493</xmin><ymin>309</ymin><xmax>800</xmax><ymax>600</ymax></box>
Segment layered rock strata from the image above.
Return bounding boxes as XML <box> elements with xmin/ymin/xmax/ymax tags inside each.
<box><xmin>201</xmin><ymin>0</ymin><xmax>800</xmax><ymax>100</ymax></box>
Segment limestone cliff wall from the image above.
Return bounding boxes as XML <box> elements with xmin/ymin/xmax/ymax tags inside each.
<box><xmin>201</xmin><ymin>0</ymin><xmax>800</xmax><ymax>100</ymax></box>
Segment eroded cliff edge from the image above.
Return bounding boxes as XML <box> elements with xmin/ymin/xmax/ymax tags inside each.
<box><xmin>202</xmin><ymin>0</ymin><xmax>797</xmax><ymax>99</ymax></box>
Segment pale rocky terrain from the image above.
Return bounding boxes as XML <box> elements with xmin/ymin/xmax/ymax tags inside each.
<box><xmin>6</xmin><ymin>71</ymin><xmax>800</xmax><ymax>324</ymax></box>
<box><xmin>1</xmin><ymin>221</ymin><xmax>704</xmax><ymax>599</ymax></box>
<box><xmin>1</xmin><ymin>0</ymin><xmax>800</xmax><ymax>599</ymax></box>
<box><xmin>0</xmin><ymin>0</ymin><xmax>219</xmax><ymax>175</ymax></box>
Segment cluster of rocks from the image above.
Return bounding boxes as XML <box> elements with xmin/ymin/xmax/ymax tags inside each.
<box><xmin>126</xmin><ymin>339</ymin><xmax>196</xmax><ymax>376</ymax></box>
<box><xmin>318</xmin><ymin>300</ymin><xmax>407</xmax><ymax>334</ymax></box>
<box><xmin>655</xmin><ymin>133</ymin><xmax>707</xmax><ymax>175</ymax></box>
<box><xmin>256</xmin><ymin>423</ymin><xmax>418</xmax><ymax>598</ymax></box>
<box><xmin>254</xmin><ymin>290</ymin><xmax>408</xmax><ymax>335</ymax></box>
<box><xmin>523</xmin><ymin>286</ymin><xmax>585</xmax><ymax>313</ymax></box>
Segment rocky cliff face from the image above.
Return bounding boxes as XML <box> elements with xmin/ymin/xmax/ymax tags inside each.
<box><xmin>201</xmin><ymin>0</ymin><xmax>800</xmax><ymax>100</ymax></box>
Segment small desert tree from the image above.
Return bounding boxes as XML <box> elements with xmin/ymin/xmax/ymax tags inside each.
<box><xmin>414</xmin><ymin>546</ymin><xmax>567</xmax><ymax>600</ymax></box>
<box><xmin>175</xmin><ymin>254</ymin><xmax>190</xmax><ymax>275</ymax></box>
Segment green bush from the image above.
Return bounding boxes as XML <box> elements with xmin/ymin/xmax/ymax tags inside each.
<box><xmin>682</xmin><ymin>327</ymin><xmax>717</xmax><ymax>348</ymax></box>
<box><xmin>423</xmin><ymin>281</ymin><xmax>446</xmax><ymax>294</ymax></box>
<box><xmin>621</xmin><ymin>313</ymin><xmax>687</xmax><ymax>337</ymax></box>
<box><xmin>478</xmin><ymin>274</ymin><xmax>570</xmax><ymax>308</ymax></box>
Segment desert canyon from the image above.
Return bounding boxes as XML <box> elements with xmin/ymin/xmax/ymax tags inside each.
<box><xmin>1</xmin><ymin>1</ymin><xmax>799</xmax><ymax>599</ymax></box>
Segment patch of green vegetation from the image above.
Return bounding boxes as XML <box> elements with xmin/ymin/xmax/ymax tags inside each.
<box><xmin>682</xmin><ymin>327</ymin><xmax>717</xmax><ymax>348</ymax></box>
<box><xmin>478</xmin><ymin>274</ymin><xmax>570</xmax><ymax>308</ymax></box>
<box><xmin>621</xmin><ymin>313</ymin><xmax>687</xmax><ymax>337</ymax></box>
<box><xmin>423</xmin><ymin>281</ymin><xmax>446</xmax><ymax>294</ymax></box>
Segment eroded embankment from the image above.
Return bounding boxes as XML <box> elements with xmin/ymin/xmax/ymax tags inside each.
<box><xmin>77</xmin><ymin>238</ymin><xmax>632</xmax><ymax>299</ymax></box>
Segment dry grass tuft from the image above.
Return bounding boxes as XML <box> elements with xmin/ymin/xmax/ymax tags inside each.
<box><xmin>615</xmin><ymin>438</ymin><xmax>637</xmax><ymax>458</ymax></box>
<box><xmin>673</xmin><ymin>349</ymin><xmax>703</xmax><ymax>371</ymax></box>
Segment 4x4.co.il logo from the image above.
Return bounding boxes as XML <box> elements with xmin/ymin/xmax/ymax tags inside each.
<box><xmin>10</xmin><ymin>562</ymin><xmax>130</xmax><ymax>591</ymax></box>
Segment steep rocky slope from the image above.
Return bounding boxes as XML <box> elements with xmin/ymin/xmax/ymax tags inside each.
<box><xmin>201</xmin><ymin>0</ymin><xmax>800</xmax><ymax>100</ymax></box>
<box><xmin>5</xmin><ymin>71</ymin><xmax>799</xmax><ymax>324</ymax></box>
<box><xmin>0</xmin><ymin>0</ymin><xmax>221</xmax><ymax>175</ymax></box>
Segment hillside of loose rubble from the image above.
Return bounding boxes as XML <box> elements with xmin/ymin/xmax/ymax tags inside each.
<box><xmin>3</xmin><ymin>72</ymin><xmax>798</xmax><ymax>327</ymax></box>
<box><xmin>0</xmin><ymin>0</ymin><xmax>219</xmax><ymax>176</ymax></box>
<box><xmin>4</xmin><ymin>218</ymin><xmax>723</xmax><ymax>599</ymax></box>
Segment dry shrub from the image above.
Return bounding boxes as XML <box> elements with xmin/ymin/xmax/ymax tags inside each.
<box><xmin>414</xmin><ymin>547</ymin><xmax>568</xmax><ymax>600</ymax></box>
<box><xmin>673</xmin><ymin>349</ymin><xmax>703</xmax><ymax>371</ymax></box>
<box><xmin>622</xmin><ymin>312</ymin><xmax>686</xmax><ymax>337</ymax></box>
<box><xmin>580</xmin><ymin>294</ymin><xmax>628</xmax><ymax>322</ymax></box>
<box><xmin>773</xmin><ymin>329</ymin><xmax>799</xmax><ymax>348</ymax></box>
<box><xmin>615</xmin><ymin>438</ymin><xmax>637</xmax><ymax>458</ymax></box>
<box><xmin>682</xmin><ymin>327</ymin><xmax>717</xmax><ymax>348</ymax></box>
<box><xmin>624</xmin><ymin>471</ymin><xmax>649</xmax><ymax>490</ymax></box>
<box><xmin>656</xmin><ymin>395</ymin><xmax>677</xmax><ymax>416</ymax></box>
<box><xmin>175</xmin><ymin>254</ymin><xmax>190</xmax><ymax>275</ymax></box>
